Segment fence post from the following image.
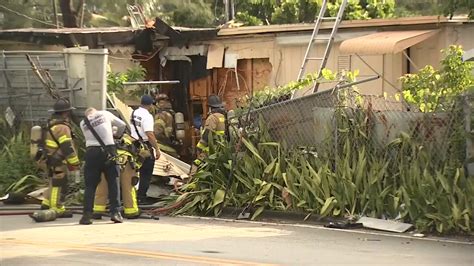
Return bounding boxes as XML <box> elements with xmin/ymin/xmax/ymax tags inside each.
<box><xmin>465</xmin><ymin>93</ymin><xmax>473</xmax><ymax>176</ymax></box>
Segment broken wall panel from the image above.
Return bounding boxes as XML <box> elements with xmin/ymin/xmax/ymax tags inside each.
<box><xmin>212</xmin><ymin>58</ymin><xmax>272</xmax><ymax>110</ymax></box>
<box><xmin>190</xmin><ymin>75</ymin><xmax>210</xmax><ymax>100</ymax></box>
<box><xmin>252</xmin><ymin>58</ymin><xmax>272</xmax><ymax>91</ymax></box>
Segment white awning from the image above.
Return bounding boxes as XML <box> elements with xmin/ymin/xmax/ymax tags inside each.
<box><xmin>339</xmin><ymin>30</ymin><xmax>439</xmax><ymax>55</ymax></box>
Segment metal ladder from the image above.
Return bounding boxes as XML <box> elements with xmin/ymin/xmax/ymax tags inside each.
<box><xmin>296</xmin><ymin>0</ymin><xmax>348</xmax><ymax>94</ymax></box>
<box><xmin>127</xmin><ymin>4</ymin><xmax>147</xmax><ymax>28</ymax></box>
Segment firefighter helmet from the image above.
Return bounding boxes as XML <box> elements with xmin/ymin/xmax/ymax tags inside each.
<box><xmin>156</xmin><ymin>93</ymin><xmax>169</xmax><ymax>101</ymax></box>
<box><xmin>207</xmin><ymin>94</ymin><xmax>223</xmax><ymax>108</ymax></box>
<box><xmin>49</xmin><ymin>98</ymin><xmax>75</xmax><ymax>113</ymax></box>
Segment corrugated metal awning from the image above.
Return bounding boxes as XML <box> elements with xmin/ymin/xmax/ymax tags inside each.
<box><xmin>339</xmin><ymin>30</ymin><xmax>439</xmax><ymax>55</ymax></box>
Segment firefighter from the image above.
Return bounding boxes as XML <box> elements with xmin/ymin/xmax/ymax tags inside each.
<box><xmin>131</xmin><ymin>95</ymin><xmax>161</xmax><ymax>204</ymax></box>
<box><xmin>190</xmin><ymin>94</ymin><xmax>227</xmax><ymax>176</ymax></box>
<box><xmin>93</xmin><ymin>133</ymin><xmax>145</xmax><ymax>219</ymax></box>
<box><xmin>79</xmin><ymin>107</ymin><xmax>127</xmax><ymax>225</ymax></box>
<box><xmin>40</xmin><ymin>98</ymin><xmax>80</xmax><ymax>218</ymax></box>
<box><xmin>153</xmin><ymin>93</ymin><xmax>179</xmax><ymax>157</ymax></box>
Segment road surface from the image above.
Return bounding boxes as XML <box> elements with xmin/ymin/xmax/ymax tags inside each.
<box><xmin>1</xmin><ymin>214</ymin><xmax>473</xmax><ymax>265</ymax></box>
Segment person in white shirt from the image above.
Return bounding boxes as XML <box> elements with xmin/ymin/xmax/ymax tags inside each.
<box><xmin>130</xmin><ymin>95</ymin><xmax>161</xmax><ymax>204</ymax></box>
<box><xmin>79</xmin><ymin>107</ymin><xmax>126</xmax><ymax>225</ymax></box>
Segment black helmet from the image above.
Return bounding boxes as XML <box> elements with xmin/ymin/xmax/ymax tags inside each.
<box><xmin>49</xmin><ymin>98</ymin><xmax>75</xmax><ymax>113</ymax></box>
<box><xmin>208</xmin><ymin>94</ymin><xmax>223</xmax><ymax>108</ymax></box>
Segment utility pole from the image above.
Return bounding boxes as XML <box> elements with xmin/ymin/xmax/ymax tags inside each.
<box><xmin>52</xmin><ymin>0</ymin><xmax>59</xmax><ymax>28</ymax></box>
<box><xmin>79</xmin><ymin>2</ymin><xmax>85</xmax><ymax>28</ymax></box>
<box><xmin>223</xmin><ymin>0</ymin><xmax>234</xmax><ymax>22</ymax></box>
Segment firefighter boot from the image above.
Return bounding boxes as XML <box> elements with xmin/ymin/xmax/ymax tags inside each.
<box><xmin>79</xmin><ymin>212</ymin><xmax>93</xmax><ymax>225</ymax></box>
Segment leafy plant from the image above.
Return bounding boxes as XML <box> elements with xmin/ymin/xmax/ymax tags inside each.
<box><xmin>328</xmin><ymin>0</ymin><xmax>369</xmax><ymax>20</ymax></box>
<box><xmin>0</xmin><ymin>132</ymin><xmax>41</xmax><ymax>195</ymax></box>
<box><xmin>366</xmin><ymin>0</ymin><xmax>395</xmax><ymax>18</ymax></box>
<box><xmin>6</xmin><ymin>175</ymin><xmax>45</xmax><ymax>194</ymax></box>
<box><xmin>235</xmin><ymin>11</ymin><xmax>264</xmax><ymax>26</ymax></box>
<box><xmin>401</xmin><ymin>45</ymin><xmax>473</xmax><ymax>112</ymax></box>
<box><xmin>107</xmin><ymin>64</ymin><xmax>147</xmax><ymax>97</ymax></box>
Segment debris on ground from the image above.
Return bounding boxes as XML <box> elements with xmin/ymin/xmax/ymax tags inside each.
<box><xmin>358</xmin><ymin>217</ymin><xmax>413</xmax><ymax>233</ymax></box>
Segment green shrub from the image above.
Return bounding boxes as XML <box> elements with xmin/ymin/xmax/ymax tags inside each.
<box><xmin>0</xmin><ymin>132</ymin><xmax>41</xmax><ymax>195</ymax></box>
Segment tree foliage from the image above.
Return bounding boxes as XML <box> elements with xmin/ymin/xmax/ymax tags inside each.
<box><xmin>0</xmin><ymin>0</ymin><xmax>471</xmax><ymax>29</ymax></box>
<box><xmin>401</xmin><ymin>45</ymin><xmax>473</xmax><ymax>112</ymax></box>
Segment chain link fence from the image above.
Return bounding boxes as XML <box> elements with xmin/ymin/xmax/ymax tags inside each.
<box><xmin>248</xmin><ymin>85</ymin><xmax>472</xmax><ymax>173</ymax></box>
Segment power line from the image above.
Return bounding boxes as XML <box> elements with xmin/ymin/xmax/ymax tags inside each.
<box><xmin>0</xmin><ymin>4</ymin><xmax>60</xmax><ymax>28</ymax></box>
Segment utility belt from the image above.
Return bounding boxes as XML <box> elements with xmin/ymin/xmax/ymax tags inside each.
<box><xmin>87</xmin><ymin>145</ymin><xmax>118</xmax><ymax>168</ymax></box>
<box><xmin>86</xmin><ymin>145</ymin><xmax>117</xmax><ymax>151</ymax></box>
<box><xmin>133</xmin><ymin>140</ymin><xmax>154</xmax><ymax>160</ymax></box>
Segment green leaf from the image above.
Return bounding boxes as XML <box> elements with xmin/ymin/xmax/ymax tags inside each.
<box><xmin>320</xmin><ymin>197</ymin><xmax>335</xmax><ymax>216</ymax></box>
<box><xmin>251</xmin><ymin>206</ymin><xmax>265</xmax><ymax>220</ymax></box>
<box><xmin>242</xmin><ymin>138</ymin><xmax>266</xmax><ymax>165</ymax></box>
<box><xmin>210</xmin><ymin>189</ymin><xmax>226</xmax><ymax>208</ymax></box>
<box><xmin>264</xmin><ymin>158</ymin><xmax>277</xmax><ymax>175</ymax></box>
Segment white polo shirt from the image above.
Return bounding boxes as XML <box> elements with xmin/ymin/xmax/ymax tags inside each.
<box><xmin>80</xmin><ymin>110</ymin><xmax>126</xmax><ymax>147</ymax></box>
<box><xmin>130</xmin><ymin>107</ymin><xmax>154</xmax><ymax>141</ymax></box>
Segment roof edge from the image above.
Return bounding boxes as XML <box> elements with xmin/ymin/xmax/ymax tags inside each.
<box><xmin>217</xmin><ymin>15</ymin><xmax>469</xmax><ymax>37</ymax></box>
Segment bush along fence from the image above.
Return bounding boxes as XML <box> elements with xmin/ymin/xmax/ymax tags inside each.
<box><xmin>167</xmin><ymin>46</ymin><xmax>474</xmax><ymax>234</ymax></box>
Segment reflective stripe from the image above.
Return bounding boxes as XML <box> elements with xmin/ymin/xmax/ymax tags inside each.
<box><xmin>196</xmin><ymin>142</ymin><xmax>209</xmax><ymax>152</ymax></box>
<box><xmin>45</xmin><ymin>140</ymin><xmax>59</xmax><ymax>148</ymax></box>
<box><xmin>216</xmin><ymin>130</ymin><xmax>225</xmax><ymax>135</ymax></box>
<box><xmin>116</xmin><ymin>150</ymin><xmax>132</xmax><ymax>165</ymax></box>
<box><xmin>93</xmin><ymin>204</ymin><xmax>107</xmax><ymax>213</ymax></box>
<box><xmin>131</xmin><ymin>188</ymin><xmax>138</xmax><ymax>212</ymax></box>
<box><xmin>58</xmin><ymin>135</ymin><xmax>72</xmax><ymax>144</ymax></box>
<box><xmin>193</xmin><ymin>159</ymin><xmax>202</xmax><ymax>166</ymax></box>
<box><xmin>50</xmin><ymin>187</ymin><xmax>65</xmax><ymax>214</ymax></box>
<box><xmin>67</xmin><ymin>156</ymin><xmax>80</xmax><ymax>165</ymax></box>
<box><xmin>41</xmin><ymin>199</ymin><xmax>50</xmax><ymax>207</ymax></box>
<box><xmin>124</xmin><ymin>207</ymin><xmax>139</xmax><ymax>215</ymax></box>
<box><xmin>124</xmin><ymin>188</ymin><xmax>139</xmax><ymax>215</ymax></box>
<box><xmin>118</xmin><ymin>150</ymin><xmax>132</xmax><ymax>157</ymax></box>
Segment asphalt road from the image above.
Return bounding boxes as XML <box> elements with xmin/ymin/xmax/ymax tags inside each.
<box><xmin>0</xmin><ymin>214</ymin><xmax>473</xmax><ymax>265</ymax></box>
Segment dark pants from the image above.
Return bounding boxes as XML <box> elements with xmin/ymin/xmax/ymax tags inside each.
<box><xmin>137</xmin><ymin>143</ymin><xmax>155</xmax><ymax>201</ymax></box>
<box><xmin>83</xmin><ymin>146</ymin><xmax>121</xmax><ymax>214</ymax></box>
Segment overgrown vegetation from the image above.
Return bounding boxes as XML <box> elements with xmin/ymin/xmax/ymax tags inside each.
<box><xmin>2</xmin><ymin>0</ymin><xmax>471</xmax><ymax>29</ymax></box>
<box><xmin>0</xmin><ymin>119</ymin><xmax>42</xmax><ymax>195</ymax></box>
<box><xmin>241</xmin><ymin>68</ymin><xmax>357</xmax><ymax>110</ymax></box>
<box><xmin>107</xmin><ymin>64</ymin><xmax>147</xmax><ymax>99</ymax></box>
<box><xmin>166</xmin><ymin>46</ymin><xmax>474</xmax><ymax>234</ymax></box>
<box><xmin>401</xmin><ymin>45</ymin><xmax>473</xmax><ymax>112</ymax></box>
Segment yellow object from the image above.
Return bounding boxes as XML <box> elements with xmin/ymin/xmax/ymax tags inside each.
<box><xmin>94</xmin><ymin>163</ymin><xmax>140</xmax><ymax>217</ymax></box>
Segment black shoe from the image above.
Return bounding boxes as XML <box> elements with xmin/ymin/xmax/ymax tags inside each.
<box><xmin>92</xmin><ymin>213</ymin><xmax>103</xmax><ymax>220</ymax></box>
<box><xmin>57</xmin><ymin>210</ymin><xmax>73</xmax><ymax>218</ymax></box>
<box><xmin>110</xmin><ymin>212</ymin><xmax>123</xmax><ymax>223</ymax></box>
<box><xmin>40</xmin><ymin>205</ymin><xmax>49</xmax><ymax>210</ymax></box>
<box><xmin>138</xmin><ymin>197</ymin><xmax>157</xmax><ymax>205</ymax></box>
<box><xmin>79</xmin><ymin>212</ymin><xmax>93</xmax><ymax>225</ymax></box>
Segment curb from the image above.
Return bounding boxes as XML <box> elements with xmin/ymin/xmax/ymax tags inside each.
<box><xmin>178</xmin><ymin>215</ymin><xmax>474</xmax><ymax>246</ymax></box>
